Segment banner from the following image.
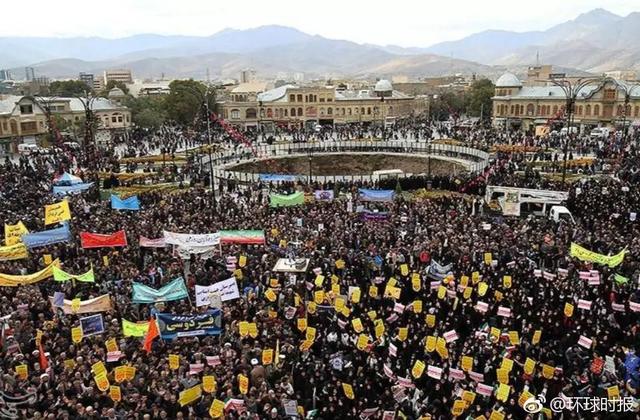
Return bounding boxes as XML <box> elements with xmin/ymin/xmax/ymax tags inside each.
<box><xmin>0</xmin><ymin>259</ymin><xmax>60</xmax><ymax>287</ymax></box>
<box><xmin>259</xmin><ymin>174</ymin><xmax>297</xmax><ymax>182</ymax></box>
<box><xmin>132</xmin><ymin>277</ymin><xmax>189</xmax><ymax>303</ymax></box>
<box><xmin>53</xmin><ymin>266</ymin><xmax>95</xmax><ymax>283</ymax></box>
<box><xmin>195</xmin><ymin>278</ymin><xmax>240</xmax><ymax>307</ymax></box>
<box><xmin>21</xmin><ymin>224</ymin><xmax>71</xmax><ymax>248</ymax></box>
<box><xmin>4</xmin><ymin>222</ymin><xmax>28</xmax><ymax>246</ymax></box>
<box><xmin>80</xmin><ymin>230</ymin><xmax>128</xmax><ymax>249</ymax></box>
<box><xmin>358</xmin><ymin>189</ymin><xmax>395</xmax><ymax>202</ymax></box>
<box><xmin>111</xmin><ymin>194</ymin><xmax>140</xmax><ymax>211</ymax></box>
<box><xmin>52</xmin><ymin>183</ymin><xmax>94</xmax><ymax>196</ymax></box>
<box><xmin>269</xmin><ymin>192</ymin><xmax>304</xmax><ymax>207</ymax></box>
<box><xmin>0</xmin><ymin>243</ymin><xmax>28</xmax><ymax>261</ymax></box>
<box><xmin>501</xmin><ymin>191</ymin><xmax>521</xmax><ymax>216</ymax></box>
<box><xmin>570</xmin><ymin>243</ymin><xmax>626</xmax><ymax>267</ymax></box>
<box><xmin>163</xmin><ymin>231</ymin><xmax>220</xmax><ymax>247</ymax></box>
<box><xmin>219</xmin><ymin>230</ymin><xmax>265</xmax><ymax>245</ymax></box>
<box><xmin>361</xmin><ymin>210</ymin><xmax>389</xmax><ymax>221</ymax></box>
<box><xmin>139</xmin><ymin>236</ymin><xmax>167</xmax><ymax>248</ymax></box>
<box><xmin>156</xmin><ymin>310</ymin><xmax>222</xmax><ymax>339</ymax></box>
<box><xmin>314</xmin><ymin>190</ymin><xmax>335</xmax><ymax>201</ymax></box>
<box><xmin>44</xmin><ymin>200</ymin><xmax>71</xmax><ymax>225</ymax></box>
<box><xmin>175</xmin><ymin>245</ymin><xmax>217</xmax><ymax>260</ymax></box>
<box><xmin>80</xmin><ymin>314</ymin><xmax>105</xmax><ymax>337</ymax></box>
<box><xmin>121</xmin><ymin>319</ymin><xmax>149</xmax><ymax>337</ymax></box>
<box><xmin>50</xmin><ymin>294</ymin><xmax>112</xmax><ymax>314</ymax></box>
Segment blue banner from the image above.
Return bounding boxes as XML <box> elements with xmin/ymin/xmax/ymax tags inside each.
<box><xmin>259</xmin><ymin>174</ymin><xmax>297</xmax><ymax>182</ymax></box>
<box><xmin>21</xmin><ymin>224</ymin><xmax>71</xmax><ymax>248</ymax></box>
<box><xmin>80</xmin><ymin>314</ymin><xmax>105</xmax><ymax>337</ymax></box>
<box><xmin>52</xmin><ymin>183</ymin><xmax>94</xmax><ymax>196</ymax></box>
<box><xmin>156</xmin><ymin>310</ymin><xmax>222</xmax><ymax>339</ymax></box>
<box><xmin>358</xmin><ymin>189</ymin><xmax>395</xmax><ymax>202</ymax></box>
<box><xmin>111</xmin><ymin>194</ymin><xmax>140</xmax><ymax>211</ymax></box>
<box><xmin>131</xmin><ymin>277</ymin><xmax>189</xmax><ymax>303</ymax></box>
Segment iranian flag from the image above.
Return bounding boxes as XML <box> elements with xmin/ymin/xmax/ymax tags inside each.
<box><xmin>219</xmin><ymin>230</ymin><xmax>265</xmax><ymax>245</ymax></box>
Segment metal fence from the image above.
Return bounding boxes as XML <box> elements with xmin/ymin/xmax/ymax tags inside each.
<box><xmin>208</xmin><ymin>141</ymin><xmax>490</xmax><ymax>185</ymax></box>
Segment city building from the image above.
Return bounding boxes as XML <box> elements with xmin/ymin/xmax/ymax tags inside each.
<box><xmin>25</xmin><ymin>67</ymin><xmax>35</xmax><ymax>81</ymax></box>
<box><xmin>217</xmin><ymin>79</ymin><xmax>428</xmax><ymax>131</ymax></box>
<box><xmin>79</xmin><ymin>72</ymin><xmax>96</xmax><ymax>89</ymax></box>
<box><xmin>239</xmin><ymin>68</ymin><xmax>257</xmax><ymax>84</ymax></box>
<box><xmin>0</xmin><ymin>70</ymin><xmax>11</xmax><ymax>81</ymax></box>
<box><xmin>604</xmin><ymin>70</ymin><xmax>638</xmax><ymax>82</ymax></box>
<box><xmin>103</xmin><ymin>69</ymin><xmax>133</xmax><ymax>85</ymax></box>
<box><xmin>0</xmin><ymin>95</ymin><xmax>131</xmax><ymax>154</ymax></box>
<box><xmin>492</xmin><ymin>72</ymin><xmax>640</xmax><ymax>133</ymax></box>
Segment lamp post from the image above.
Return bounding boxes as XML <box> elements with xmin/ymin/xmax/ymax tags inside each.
<box><xmin>613</xmin><ymin>80</ymin><xmax>640</xmax><ymax>142</ymax></box>
<box><xmin>173</xmin><ymin>83</ymin><xmax>217</xmax><ymax>213</ymax></box>
<box><xmin>549</xmin><ymin>76</ymin><xmax>603</xmax><ymax>185</ymax></box>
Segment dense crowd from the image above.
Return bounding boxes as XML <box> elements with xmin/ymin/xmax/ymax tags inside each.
<box><xmin>0</xmin><ymin>123</ymin><xmax>639</xmax><ymax>420</ymax></box>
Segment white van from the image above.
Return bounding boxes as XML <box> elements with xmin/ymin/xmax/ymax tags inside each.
<box><xmin>17</xmin><ymin>144</ymin><xmax>39</xmax><ymax>155</ymax></box>
<box><xmin>549</xmin><ymin>205</ymin><xmax>575</xmax><ymax>223</ymax></box>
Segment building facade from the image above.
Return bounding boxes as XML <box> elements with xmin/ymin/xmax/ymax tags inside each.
<box><xmin>0</xmin><ymin>95</ymin><xmax>131</xmax><ymax>154</ymax></box>
<box><xmin>492</xmin><ymin>72</ymin><xmax>640</xmax><ymax>134</ymax></box>
<box><xmin>103</xmin><ymin>69</ymin><xmax>133</xmax><ymax>85</ymax></box>
<box><xmin>217</xmin><ymin>80</ymin><xmax>428</xmax><ymax>131</ymax></box>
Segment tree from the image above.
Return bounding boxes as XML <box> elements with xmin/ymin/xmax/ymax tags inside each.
<box><xmin>165</xmin><ymin>80</ymin><xmax>215</xmax><ymax>125</ymax></box>
<box><xmin>49</xmin><ymin>80</ymin><xmax>91</xmax><ymax>97</ymax></box>
<box><xmin>431</xmin><ymin>91</ymin><xmax>465</xmax><ymax>121</ymax></box>
<box><xmin>465</xmin><ymin>78</ymin><xmax>495</xmax><ymax>120</ymax></box>
<box><xmin>123</xmin><ymin>95</ymin><xmax>166</xmax><ymax>130</ymax></box>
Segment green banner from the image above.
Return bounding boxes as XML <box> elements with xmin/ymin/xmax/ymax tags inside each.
<box><xmin>53</xmin><ymin>265</ymin><xmax>95</xmax><ymax>282</ymax></box>
<box><xmin>269</xmin><ymin>192</ymin><xmax>304</xmax><ymax>207</ymax></box>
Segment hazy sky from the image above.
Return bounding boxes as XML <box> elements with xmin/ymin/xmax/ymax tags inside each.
<box><xmin>3</xmin><ymin>0</ymin><xmax>638</xmax><ymax>46</ymax></box>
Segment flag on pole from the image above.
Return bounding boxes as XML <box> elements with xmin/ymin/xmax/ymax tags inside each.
<box><xmin>143</xmin><ymin>316</ymin><xmax>159</xmax><ymax>352</ymax></box>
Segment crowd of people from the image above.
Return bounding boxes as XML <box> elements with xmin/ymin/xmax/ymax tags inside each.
<box><xmin>0</xmin><ymin>118</ymin><xmax>639</xmax><ymax>420</ymax></box>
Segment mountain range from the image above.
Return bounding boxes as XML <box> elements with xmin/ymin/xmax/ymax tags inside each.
<box><xmin>1</xmin><ymin>8</ymin><xmax>638</xmax><ymax>81</ymax></box>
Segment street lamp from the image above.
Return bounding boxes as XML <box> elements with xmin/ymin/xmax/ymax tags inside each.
<box><xmin>612</xmin><ymin>79</ymin><xmax>640</xmax><ymax>142</ymax></box>
<box><xmin>173</xmin><ymin>83</ymin><xmax>217</xmax><ymax>213</ymax></box>
<box><xmin>548</xmin><ymin>76</ymin><xmax>603</xmax><ymax>185</ymax></box>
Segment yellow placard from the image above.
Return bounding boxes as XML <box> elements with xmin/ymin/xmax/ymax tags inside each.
<box><xmin>114</xmin><ymin>366</ymin><xmax>127</xmax><ymax>383</ymax></box>
<box><xmin>233</xmin><ymin>268</ymin><xmax>243</xmax><ymax>280</ymax></box>
<box><xmin>105</xmin><ymin>338</ymin><xmax>118</xmax><ymax>353</ymax></box>
<box><xmin>503</xmin><ymin>276</ymin><xmax>512</xmax><ymax>288</ymax></box>
<box><xmin>64</xmin><ymin>359</ymin><xmax>76</xmax><ymax>370</ymax></box>
<box><xmin>44</xmin><ymin>200</ymin><xmax>71</xmax><ymax>225</ymax></box>
<box><xmin>437</xmin><ymin>285</ymin><xmax>446</xmax><ymax>299</ymax></box>
<box><xmin>247</xmin><ymin>322</ymin><xmax>258</xmax><ymax>338</ymax></box>
<box><xmin>352</xmin><ymin>318</ymin><xmax>364</xmax><ymax>333</ymax></box>
<box><xmin>412</xmin><ymin>360</ymin><xmax>426</xmax><ymax>378</ymax></box>
<box><xmin>461</xmin><ymin>356</ymin><xmax>473</xmax><ymax>372</ymax></box>
<box><xmin>179</xmin><ymin>384</ymin><xmax>202</xmax><ymax>406</ymax></box>
<box><xmin>452</xmin><ymin>400</ymin><xmax>466</xmax><ymax>416</ymax></box>
<box><xmin>367</xmin><ymin>310</ymin><xmax>377</xmax><ymax>320</ymax></box>
<box><xmin>357</xmin><ymin>334</ymin><xmax>368</xmax><ymax>350</ymax></box>
<box><xmin>95</xmin><ymin>373</ymin><xmax>110</xmax><ymax>392</ymax></box>
<box><xmin>4</xmin><ymin>221</ymin><xmax>28</xmax><ymax>246</ymax></box>
<box><xmin>524</xmin><ymin>358</ymin><xmax>536</xmax><ymax>375</ymax></box>
<box><xmin>331</xmin><ymin>274</ymin><xmax>339</xmax><ymax>284</ymax></box>
<box><xmin>315</xmin><ymin>275</ymin><xmax>324</xmax><ymax>287</ymax></box>
<box><xmin>460</xmin><ymin>275</ymin><xmax>469</xmax><ymax>287</ymax></box>
<box><xmin>307</xmin><ymin>301</ymin><xmax>317</xmax><ymax>314</ymax></box>
<box><xmin>71</xmin><ymin>298</ymin><xmax>81</xmax><ymax>313</ymax></box>
<box><xmin>501</xmin><ymin>358</ymin><xmax>514</xmax><ymax>372</ymax></box>
<box><xmin>398</xmin><ymin>327</ymin><xmax>408</xmax><ymax>341</ymax></box>
<box><xmin>72</xmin><ymin>326</ymin><xmax>83</xmax><ymax>343</ymax></box>
<box><xmin>607</xmin><ymin>385</ymin><xmax>620</xmax><ymax>400</ymax></box>
<box><xmin>425</xmin><ymin>336</ymin><xmax>436</xmax><ymax>352</ymax></box>
<box><xmin>369</xmin><ymin>285</ymin><xmax>378</xmax><ymax>298</ymax></box>
<box><xmin>335</xmin><ymin>296</ymin><xmax>346</xmax><ymax>311</ymax></box>
<box><xmin>335</xmin><ymin>259</ymin><xmax>345</xmax><ymax>269</ymax></box>
<box><xmin>400</xmin><ymin>264</ymin><xmax>409</xmax><ymax>276</ymax></box>
<box><xmin>462</xmin><ymin>391</ymin><xmax>476</xmax><ymax>406</ymax></box>
<box><xmin>541</xmin><ymin>364</ymin><xmax>554</xmax><ymax>379</ymax></box>
<box><xmin>350</xmin><ymin>287</ymin><xmax>361</xmax><ymax>303</ymax></box>
<box><xmin>15</xmin><ymin>364</ymin><xmax>28</xmax><ymax>379</ymax></box>
<box><xmin>169</xmin><ymin>354</ymin><xmax>180</xmax><ymax>370</ymax></box>
<box><xmin>374</xmin><ymin>322</ymin><xmax>385</xmax><ymax>339</ymax></box>
<box><xmin>489</xmin><ymin>411</ymin><xmax>505</xmax><ymax>420</ymax></box>
<box><xmin>262</xmin><ymin>349</ymin><xmax>273</xmax><ymax>365</ymax></box>
<box><xmin>342</xmin><ymin>383</ymin><xmax>355</xmax><ymax>399</ymax></box>
<box><xmin>124</xmin><ymin>366</ymin><xmax>136</xmax><ymax>380</ymax></box>
<box><xmin>519</xmin><ymin>390</ymin><xmax>534</xmax><ymax>408</ymax></box>
<box><xmin>496</xmin><ymin>368</ymin><xmax>509</xmax><ymax>384</ymax></box>
<box><xmin>532</xmin><ymin>330</ymin><xmax>542</xmax><ymax>345</ymax></box>
<box><xmin>386</xmin><ymin>285</ymin><xmax>401</xmax><ymax>300</ymax></box>
<box><xmin>43</xmin><ymin>253</ymin><xmax>52</xmax><ymax>265</ymax></box>
<box><xmin>238</xmin><ymin>374</ymin><xmax>249</xmax><ymax>394</ymax></box>
<box><xmin>564</xmin><ymin>303</ymin><xmax>574</xmax><ymax>317</ymax></box>
<box><xmin>494</xmin><ymin>290</ymin><xmax>503</xmax><ymax>301</ymax></box>
<box><xmin>496</xmin><ymin>384</ymin><xmax>511</xmax><ymax>402</ymax></box>
<box><xmin>508</xmin><ymin>331</ymin><xmax>519</xmax><ymax>345</ymax></box>
<box><xmin>238</xmin><ymin>255</ymin><xmax>247</xmax><ymax>267</ymax></box>
<box><xmin>478</xmin><ymin>282</ymin><xmax>488</xmax><ymax>296</ymax></box>
<box><xmin>463</xmin><ymin>286</ymin><xmax>473</xmax><ymax>300</ymax></box>
<box><xmin>239</xmin><ymin>321</ymin><xmax>249</xmax><ymax>337</ymax></box>
<box><xmin>109</xmin><ymin>385</ymin><xmax>121</xmax><ymax>401</ymax></box>
<box><xmin>297</xmin><ymin>318</ymin><xmax>307</xmax><ymax>332</ymax></box>
<box><xmin>471</xmin><ymin>271</ymin><xmax>480</xmax><ymax>283</ymax></box>
<box><xmin>413</xmin><ymin>300</ymin><xmax>423</xmax><ymax>313</ymax></box>
<box><xmin>209</xmin><ymin>399</ymin><xmax>225</xmax><ymax>418</ymax></box>
<box><xmin>92</xmin><ymin>361</ymin><xmax>107</xmax><ymax>377</ymax></box>
<box><xmin>306</xmin><ymin>327</ymin><xmax>317</xmax><ymax>342</ymax></box>
<box><xmin>270</xmin><ymin>278</ymin><xmax>279</xmax><ymax>288</ymax></box>
<box><xmin>490</xmin><ymin>327</ymin><xmax>501</xmax><ymax>341</ymax></box>
<box><xmin>436</xmin><ymin>337</ymin><xmax>448</xmax><ymax>359</ymax></box>
<box><xmin>314</xmin><ymin>290</ymin><xmax>324</xmax><ymax>304</ymax></box>
<box><xmin>412</xmin><ymin>273</ymin><xmax>421</xmax><ymax>291</ymax></box>
<box><xmin>203</xmin><ymin>375</ymin><xmax>217</xmax><ymax>393</ymax></box>
<box><xmin>265</xmin><ymin>288</ymin><xmax>277</xmax><ymax>302</ymax></box>
<box><xmin>299</xmin><ymin>339</ymin><xmax>313</xmax><ymax>352</ymax></box>
<box><xmin>426</xmin><ymin>314</ymin><xmax>435</xmax><ymax>328</ymax></box>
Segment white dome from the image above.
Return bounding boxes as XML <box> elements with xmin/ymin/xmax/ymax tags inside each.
<box><xmin>374</xmin><ymin>79</ymin><xmax>393</xmax><ymax>92</ymax></box>
<box><xmin>108</xmin><ymin>87</ymin><xmax>126</xmax><ymax>97</ymax></box>
<box><xmin>495</xmin><ymin>73</ymin><xmax>522</xmax><ymax>88</ymax></box>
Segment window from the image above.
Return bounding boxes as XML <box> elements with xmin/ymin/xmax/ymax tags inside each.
<box><xmin>20</xmin><ymin>121</ymin><xmax>37</xmax><ymax>131</ymax></box>
<box><xmin>319</xmin><ymin>98</ymin><xmax>325</xmax><ymax>103</ymax></box>
<box><xmin>526</xmin><ymin>104</ymin><xmax>534</xmax><ymax>115</ymax></box>
<box><xmin>585</xmin><ymin>105</ymin><xmax>591</xmax><ymax>116</ymax></box>
<box><xmin>320</xmin><ymin>108</ymin><xmax>325</xmax><ymax>116</ymax></box>
<box><xmin>552</xmin><ymin>105</ymin><xmax>558</xmax><ymax>115</ymax></box>
<box><xmin>289</xmin><ymin>94</ymin><xmax>295</xmax><ymax>102</ymax></box>
<box><xmin>327</xmin><ymin>108</ymin><xmax>332</xmax><ymax>115</ymax></box>
<box><xmin>341</xmin><ymin>108</ymin><xmax>345</xmax><ymax>116</ymax></box>
<box><xmin>298</xmin><ymin>107</ymin><xmax>303</xmax><ymax>116</ymax></box>
<box><xmin>246</xmin><ymin>108</ymin><xmax>257</xmax><ymax>119</ymax></box>
<box><xmin>577</xmin><ymin>106</ymin><xmax>582</xmax><ymax>115</ymax></box>
<box><xmin>290</xmin><ymin>108</ymin><xmax>296</xmax><ymax>117</ymax></box>
<box><xmin>126</xmin><ymin>115</ymin><xmax>130</xmax><ymax>123</ymax></box>
<box><xmin>284</xmin><ymin>109</ymin><xmax>288</xmax><ymax>117</ymax></box>
<box><xmin>604</xmin><ymin>89</ymin><xmax>616</xmax><ymax>100</ymax></box>
<box><xmin>347</xmin><ymin>108</ymin><xmax>352</xmax><ymax>116</ymax></box>
<box><xmin>231</xmin><ymin>109</ymin><xmax>240</xmax><ymax>119</ymax></box>
<box><xmin>118</xmin><ymin>116</ymin><xmax>123</xmax><ymax>123</ymax></box>
<box><xmin>19</xmin><ymin>104</ymin><xmax>33</xmax><ymax>114</ymax></box>
<box><xmin>112</xmin><ymin>116</ymin><xmax>117</xmax><ymax>123</ymax></box>
<box><xmin>367</xmin><ymin>107</ymin><xmax>372</xmax><ymax>115</ymax></box>
<box><xmin>593</xmin><ymin>105</ymin><xmax>600</xmax><ymax>116</ymax></box>
<box><xmin>297</xmin><ymin>94</ymin><xmax>302</xmax><ymax>102</ymax></box>
<box><xmin>635</xmin><ymin>106</ymin><xmax>639</xmax><ymax>117</ymax></box>
<box><xmin>1</xmin><ymin>122</ymin><xmax>6</xmax><ymax>131</ymax></box>
<box><xmin>617</xmin><ymin>105</ymin><xmax>623</xmax><ymax>116</ymax></box>
<box><xmin>266</xmin><ymin>108</ymin><xmax>273</xmax><ymax>118</ymax></box>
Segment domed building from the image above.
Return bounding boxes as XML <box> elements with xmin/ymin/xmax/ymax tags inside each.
<box><xmin>374</xmin><ymin>79</ymin><xmax>393</xmax><ymax>98</ymax></box>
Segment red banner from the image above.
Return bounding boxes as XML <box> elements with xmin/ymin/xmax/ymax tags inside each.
<box><xmin>80</xmin><ymin>230</ymin><xmax>128</xmax><ymax>249</ymax></box>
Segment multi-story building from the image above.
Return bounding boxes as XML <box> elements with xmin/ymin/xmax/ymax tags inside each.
<box><xmin>25</xmin><ymin>67</ymin><xmax>35</xmax><ymax>81</ymax></box>
<box><xmin>0</xmin><ymin>70</ymin><xmax>11</xmax><ymax>81</ymax></box>
<box><xmin>79</xmin><ymin>72</ymin><xmax>95</xmax><ymax>89</ymax></box>
<box><xmin>0</xmin><ymin>95</ymin><xmax>131</xmax><ymax>154</ymax></box>
<box><xmin>217</xmin><ymin>79</ymin><xmax>427</xmax><ymax>131</ymax></box>
<box><xmin>103</xmin><ymin>69</ymin><xmax>133</xmax><ymax>85</ymax></box>
<box><xmin>492</xmin><ymin>72</ymin><xmax>640</xmax><ymax>133</ymax></box>
<box><xmin>239</xmin><ymin>69</ymin><xmax>256</xmax><ymax>84</ymax></box>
